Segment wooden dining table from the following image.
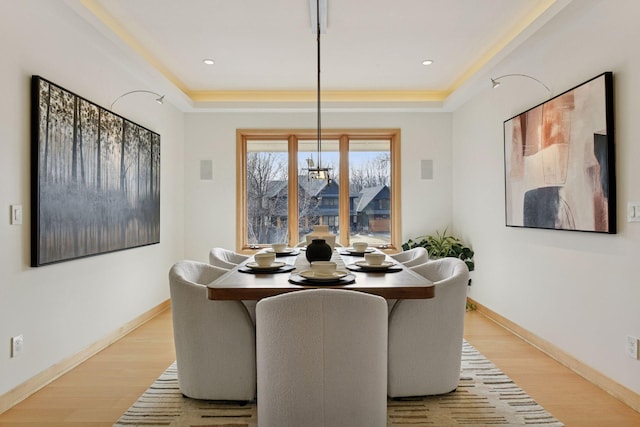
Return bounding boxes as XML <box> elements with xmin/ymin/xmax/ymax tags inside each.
<box><xmin>206</xmin><ymin>249</ymin><xmax>434</xmax><ymax>301</ymax></box>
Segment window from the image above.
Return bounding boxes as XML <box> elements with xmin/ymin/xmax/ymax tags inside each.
<box><xmin>244</xmin><ymin>139</ymin><xmax>289</xmax><ymax>245</ymax></box>
<box><xmin>237</xmin><ymin>129</ymin><xmax>401</xmax><ymax>251</ymax></box>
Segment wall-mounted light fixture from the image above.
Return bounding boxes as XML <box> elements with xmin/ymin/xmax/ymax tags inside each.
<box><xmin>109</xmin><ymin>90</ymin><xmax>165</xmax><ymax>110</ymax></box>
<box><xmin>491</xmin><ymin>74</ymin><xmax>552</xmax><ymax>96</ymax></box>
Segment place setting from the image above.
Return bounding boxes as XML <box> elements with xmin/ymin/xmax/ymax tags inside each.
<box><xmin>239</xmin><ymin>252</ymin><xmax>295</xmax><ymax>274</ymax></box>
<box><xmin>339</xmin><ymin>241</ymin><xmax>376</xmax><ymax>256</ymax></box>
<box><xmin>264</xmin><ymin>243</ymin><xmax>300</xmax><ymax>257</ymax></box>
<box><xmin>346</xmin><ymin>252</ymin><xmax>402</xmax><ymax>273</ymax></box>
<box><xmin>289</xmin><ymin>261</ymin><xmax>355</xmax><ymax>285</ymax></box>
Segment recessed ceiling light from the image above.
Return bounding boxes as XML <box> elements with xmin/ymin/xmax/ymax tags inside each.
<box><xmin>422</xmin><ymin>59</ymin><xmax>434</xmax><ymax>66</ymax></box>
<box><xmin>203</xmin><ymin>59</ymin><xmax>215</xmax><ymax>65</ymax></box>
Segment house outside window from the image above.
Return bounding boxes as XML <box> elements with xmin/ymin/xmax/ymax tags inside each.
<box><xmin>236</xmin><ymin>129</ymin><xmax>401</xmax><ymax>251</ymax></box>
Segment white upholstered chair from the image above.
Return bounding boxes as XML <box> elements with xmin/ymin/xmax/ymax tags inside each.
<box><xmin>208</xmin><ymin>248</ymin><xmax>257</xmax><ymax>323</ymax></box>
<box><xmin>208</xmin><ymin>247</ymin><xmax>250</xmax><ymax>270</ymax></box>
<box><xmin>256</xmin><ymin>289</ymin><xmax>388</xmax><ymax>427</ymax></box>
<box><xmin>386</xmin><ymin>247</ymin><xmax>430</xmax><ymax>313</ymax></box>
<box><xmin>388</xmin><ymin>257</ymin><xmax>469</xmax><ymax>398</ymax></box>
<box><xmin>169</xmin><ymin>260</ymin><xmax>256</xmax><ymax>401</ymax></box>
<box><xmin>389</xmin><ymin>247</ymin><xmax>429</xmax><ymax>267</ymax></box>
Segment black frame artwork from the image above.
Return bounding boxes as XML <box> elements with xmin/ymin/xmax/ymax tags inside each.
<box><xmin>503</xmin><ymin>72</ymin><xmax>615</xmax><ymax>234</ymax></box>
<box><xmin>31</xmin><ymin>76</ymin><xmax>161</xmax><ymax>266</ymax></box>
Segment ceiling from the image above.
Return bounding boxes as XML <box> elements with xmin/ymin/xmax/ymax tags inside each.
<box><xmin>73</xmin><ymin>0</ymin><xmax>570</xmax><ymax>110</ymax></box>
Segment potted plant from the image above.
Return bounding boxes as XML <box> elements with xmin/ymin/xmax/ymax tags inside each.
<box><xmin>402</xmin><ymin>228</ymin><xmax>475</xmax><ymax>274</ymax></box>
<box><xmin>402</xmin><ymin>229</ymin><xmax>475</xmax><ymax>309</ymax></box>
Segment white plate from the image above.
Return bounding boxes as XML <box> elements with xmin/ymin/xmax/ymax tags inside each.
<box><xmin>354</xmin><ymin>260</ymin><xmax>395</xmax><ymax>270</ymax></box>
<box><xmin>299</xmin><ymin>270</ymin><xmax>349</xmax><ymax>281</ymax></box>
<box><xmin>246</xmin><ymin>261</ymin><xmax>287</xmax><ymax>270</ymax></box>
<box><xmin>266</xmin><ymin>248</ymin><xmax>295</xmax><ymax>254</ymax></box>
<box><xmin>345</xmin><ymin>248</ymin><xmax>375</xmax><ymax>254</ymax></box>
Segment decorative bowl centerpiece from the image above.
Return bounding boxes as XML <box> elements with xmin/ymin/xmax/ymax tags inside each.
<box><xmin>306</xmin><ymin>239</ymin><xmax>332</xmax><ymax>263</ymax></box>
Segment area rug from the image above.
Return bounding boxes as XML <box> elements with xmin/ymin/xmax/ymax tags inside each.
<box><xmin>114</xmin><ymin>341</ymin><xmax>563</xmax><ymax>426</ymax></box>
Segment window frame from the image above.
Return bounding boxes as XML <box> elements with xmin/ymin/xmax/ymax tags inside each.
<box><xmin>236</xmin><ymin>128</ymin><xmax>401</xmax><ymax>252</ymax></box>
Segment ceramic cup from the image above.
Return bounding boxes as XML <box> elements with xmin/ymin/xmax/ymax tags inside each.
<box><xmin>311</xmin><ymin>261</ymin><xmax>337</xmax><ymax>276</ymax></box>
<box><xmin>272</xmin><ymin>243</ymin><xmax>287</xmax><ymax>253</ymax></box>
<box><xmin>364</xmin><ymin>253</ymin><xmax>385</xmax><ymax>266</ymax></box>
<box><xmin>352</xmin><ymin>242</ymin><xmax>368</xmax><ymax>252</ymax></box>
<box><xmin>254</xmin><ymin>252</ymin><xmax>276</xmax><ymax>267</ymax></box>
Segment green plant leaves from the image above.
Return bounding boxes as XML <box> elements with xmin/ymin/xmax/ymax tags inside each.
<box><xmin>402</xmin><ymin>229</ymin><xmax>475</xmax><ymax>272</ymax></box>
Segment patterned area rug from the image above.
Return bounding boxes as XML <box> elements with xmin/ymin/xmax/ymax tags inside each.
<box><xmin>114</xmin><ymin>341</ymin><xmax>563</xmax><ymax>426</ymax></box>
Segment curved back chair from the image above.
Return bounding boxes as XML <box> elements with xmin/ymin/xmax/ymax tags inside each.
<box><xmin>388</xmin><ymin>257</ymin><xmax>469</xmax><ymax>398</ymax></box>
<box><xmin>389</xmin><ymin>247</ymin><xmax>429</xmax><ymax>267</ymax></box>
<box><xmin>208</xmin><ymin>247</ymin><xmax>250</xmax><ymax>270</ymax></box>
<box><xmin>208</xmin><ymin>248</ymin><xmax>257</xmax><ymax>323</ymax></box>
<box><xmin>257</xmin><ymin>289</ymin><xmax>388</xmax><ymax>427</ymax></box>
<box><xmin>169</xmin><ymin>260</ymin><xmax>256</xmax><ymax>401</ymax></box>
<box><xmin>386</xmin><ymin>247</ymin><xmax>429</xmax><ymax>313</ymax></box>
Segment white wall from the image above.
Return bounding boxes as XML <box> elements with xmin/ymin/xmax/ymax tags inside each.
<box><xmin>183</xmin><ymin>111</ymin><xmax>453</xmax><ymax>261</ymax></box>
<box><xmin>0</xmin><ymin>1</ymin><xmax>184</xmax><ymax>395</ymax></box>
<box><xmin>452</xmin><ymin>0</ymin><xmax>640</xmax><ymax>394</ymax></box>
<box><xmin>5</xmin><ymin>0</ymin><xmax>638</xmax><ymax>408</ymax></box>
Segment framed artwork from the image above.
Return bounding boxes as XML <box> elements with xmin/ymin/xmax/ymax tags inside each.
<box><xmin>503</xmin><ymin>72</ymin><xmax>615</xmax><ymax>233</ymax></box>
<box><xmin>31</xmin><ymin>76</ymin><xmax>161</xmax><ymax>266</ymax></box>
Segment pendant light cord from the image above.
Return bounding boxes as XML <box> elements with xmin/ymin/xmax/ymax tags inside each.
<box><xmin>316</xmin><ymin>0</ymin><xmax>322</xmax><ymax>169</ymax></box>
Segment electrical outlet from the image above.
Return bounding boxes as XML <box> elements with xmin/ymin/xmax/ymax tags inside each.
<box><xmin>626</xmin><ymin>335</ymin><xmax>639</xmax><ymax>359</ymax></box>
<box><xmin>11</xmin><ymin>334</ymin><xmax>23</xmax><ymax>357</ymax></box>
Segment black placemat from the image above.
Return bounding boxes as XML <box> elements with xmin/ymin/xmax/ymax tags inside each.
<box><xmin>345</xmin><ymin>263</ymin><xmax>403</xmax><ymax>273</ymax></box>
<box><xmin>339</xmin><ymin>249</ymin><xmax>374</xmax><ymax>257</ymax></box>
<box><xmin>270</xmin><ymin>249</ymin><xmax>300</xmax><ymax>257</ymax></box>
<box><xmin>238</xmin><ymin>264</ymin><xmax>296</xmax><ymax>274</ymax></box>
<box><xmin>288</xmin><ymin>272</ymin><xmax>356</xmax><ymax>286</ymax></box>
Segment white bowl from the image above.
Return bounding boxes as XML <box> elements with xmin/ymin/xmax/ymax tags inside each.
<box><xmin>271</xmin><ymin>243</ymin><xmax>287</xmax><ymax>252</ymax></box>
<box><xmin>311</xmin><ymin>261</ymin><xmax>337</xmax><ymax>276</ymax></box>
<box><xmin>364</xmin><ymin>253</ymin><xmax>385</xmax><ymax>266</ymax></box>
<box><xmin>254</xmin><ymin>252</ymin><xmax>276</xmax><ymax>267</ymax></box>
<box><xmin>352</xmin><ymin>242</ymin><xmax>368</xmax><ymax>252</ymax></box>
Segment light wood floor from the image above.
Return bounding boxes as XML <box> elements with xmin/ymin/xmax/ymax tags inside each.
<box><xmin>464</xmin><ymin>311</ymin><xmax>640</xmax><ymax>426</ymax></box>
<box><xmin>1</xmin><ymin>308</ymin><xmax>639</xmax><ymax>426</ymax></box>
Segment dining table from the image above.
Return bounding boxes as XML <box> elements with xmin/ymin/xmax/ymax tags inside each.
<box><xmin>206</xmin><ymin>248</ymin><xmax>434</xmax><ymax>301</ymax></box>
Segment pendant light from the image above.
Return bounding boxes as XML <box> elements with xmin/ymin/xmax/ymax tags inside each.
<box><xmin>306</xmin><ymin>0</ymin><xmax>332</xmax><ymax>183</ymax></box>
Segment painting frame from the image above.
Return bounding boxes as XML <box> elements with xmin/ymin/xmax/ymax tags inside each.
<box><xmin>31</xmin><ymin>76</ymin><xmax>161</xmax><ymax>267</ymax></box>
<box><xmin>503</xmin><ymin>72</ymin><xmax>615</xmax><ymax>234</ymax></box>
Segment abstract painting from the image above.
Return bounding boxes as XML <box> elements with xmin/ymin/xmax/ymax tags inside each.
<box><xmin>504</xmin><ymin>72</ymin><xmax>615</xmax><ymax>233</ymax></box>
<box><xmin>31</xmin><ymin>76</ymin><xmax>161</xmax><ymax>266</ymax></box>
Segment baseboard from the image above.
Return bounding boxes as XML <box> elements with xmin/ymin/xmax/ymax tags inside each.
<box><xmin>467</xmin><ymin>297</ymin><xmax>640</xmax><ymax>413</ymax></box>
<box><xmin>0</xmin><ymin>299</ymin><xmax>171</xmax><ymax>415</ymax></box>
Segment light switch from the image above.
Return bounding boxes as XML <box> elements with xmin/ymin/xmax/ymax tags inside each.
<box><xmin>11</xmin><ymin>205</ymin><xmax>22</xmax><ymax>225</ymax></box>
<box><xmin>628</xmin><ymin>202</ymin><xmax>640</xmax><ymax>222</ymax></box>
